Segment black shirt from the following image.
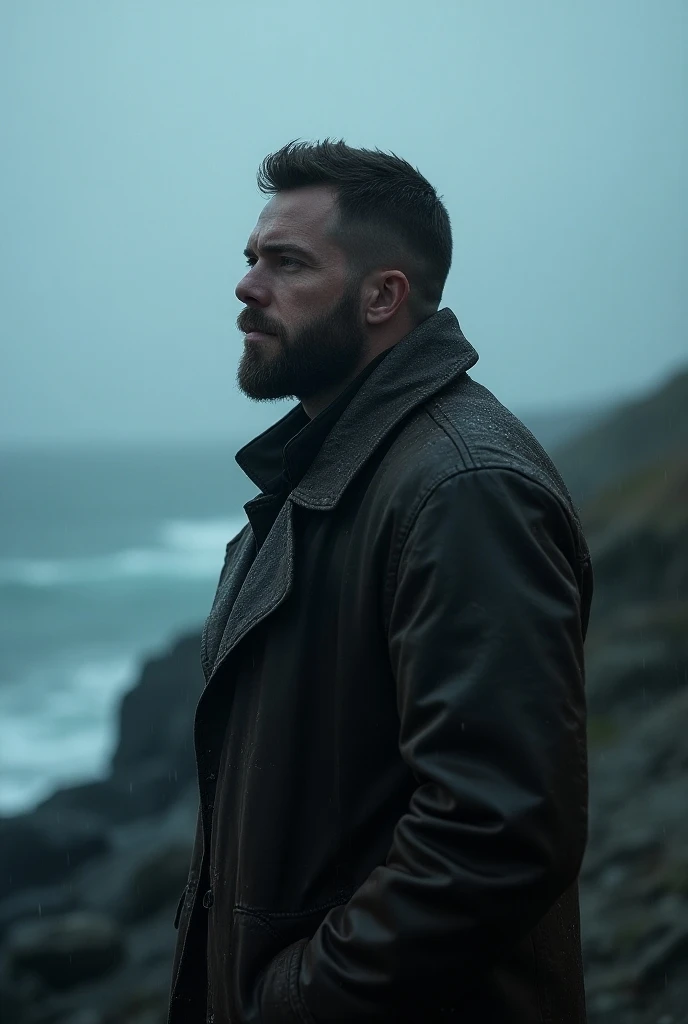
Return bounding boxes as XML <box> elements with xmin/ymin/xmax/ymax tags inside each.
<box><xmin>235</xmin><ymin>347</ymin><xmax>393</xmax><ymax>550</ymax></box>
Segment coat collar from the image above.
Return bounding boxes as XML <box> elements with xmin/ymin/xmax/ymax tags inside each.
<box><xmin>236</xmin><ymin>307</ymin><xmax>478</xmax><ymax>511</ymax></box>
<box><xmin>199</xmin><ymin>308</ymin><xmax>478</xmax><ymax>685</ymax></box>
<box><xmin>234</xmin><ymin>347</ymin><xmax>393</xmax><ymax>499</ymax></box>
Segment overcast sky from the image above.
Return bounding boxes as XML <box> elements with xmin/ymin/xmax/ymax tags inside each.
<box><xmin>1</xmin><ymin>0</ymin><xmax>686</xmax><ymax>445</ymax></box>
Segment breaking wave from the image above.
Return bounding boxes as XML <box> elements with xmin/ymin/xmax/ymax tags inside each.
<box><xmin>0</xmin><ymin>516</ymin><xmax>247</xmax><ymax>588</ymax></box>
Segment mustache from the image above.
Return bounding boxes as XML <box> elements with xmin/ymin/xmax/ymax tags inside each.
<box><xmin>236</xmin><ymin>310</ymin><xmax>282</xmax><ymax>336</ymax></box>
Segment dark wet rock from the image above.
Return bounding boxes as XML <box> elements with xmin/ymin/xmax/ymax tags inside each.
<box><xmin>5</xmin><ymin>911</ymin><xmax>125</xmax><ymax>989</ymax></box>
<box><xmin>117</xmin><ymin>842</ymin><xmax>194</xmax><ymax>926</ymax></box>
<box><xmin>0</xmin><ymin>972</ymin><xmax>28</xmax><ymax>1024</ymax></box>
<box><xmin>0</xmin><ymin>630</ymin><xmax>202</xmax><ymax>1022</ymax></box>
<box><xmin>553</xmin><ymin>366</ymin><xmax>688</xmax><ymax>506</ymax></box>
<box><xmin>0</xmin><ymin>811</ymin><xmax>110</xmax><ymax>903</ymax></box>
<box><xmin>72</xmin><ymin>795</ymin><xmax>197</xmax><ymax>926</ymax></box>
<box><xmin>573</xmin><ymin>458</ymin><xmax>688</xmax><ymax>1018</ymax></box>
<box><xmin>585</xmin><ymin>632</ymin><xmax>686</xmax><ymax>722</ymax></box>
<box><xmin>0</xmin><ymin>907</ymin><xmax>178</xmax><ymax>1023</ymax></box>
<box><xmin>0</xmin><ymin>885</ymin><xmax>78</xmax><ymax>944</ymax></box>
<box><xmin>633</xmin><ymin>919</ymin><xmax>688</xmax><ymax>994</ymax></box>
<box><xmin>110</xmin><ymin>634</ymin><xmax>201</xmax><ymax>789</ymax></box>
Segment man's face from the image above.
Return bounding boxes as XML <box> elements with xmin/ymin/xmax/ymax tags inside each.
<box><xmin>234</xmin><ymin>186</ymin><xmax>370</xmax><ymax>403</ymax></box>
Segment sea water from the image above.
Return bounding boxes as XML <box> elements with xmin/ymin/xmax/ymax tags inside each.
<box><xmin>0</xmin><ymin>442</ymin><xmax>254</xmax><ymax>814</ymax></box>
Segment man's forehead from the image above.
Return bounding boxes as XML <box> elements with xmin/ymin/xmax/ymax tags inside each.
<box><xmin>249</xmin><ymin>186</ymin><xmax>338</xmax><ymax>247</ymax></box>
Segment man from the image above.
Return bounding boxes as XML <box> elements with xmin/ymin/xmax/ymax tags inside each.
<box><xmin>168</xmin><ymin>139</ymin><xmax>592</xmax><ymax>1024</ymax></box>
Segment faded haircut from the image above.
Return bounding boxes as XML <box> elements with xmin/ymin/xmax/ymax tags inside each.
<box><xmin>256</xmin><ymin>138</ymin><xmax>452</xmax><ymax>323</ymax></box>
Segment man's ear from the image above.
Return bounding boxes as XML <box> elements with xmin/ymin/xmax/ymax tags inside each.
<box><xmin>364</xmin><ymin>270</ymin><xmax>410</xmax><ymax>326</ymax></box>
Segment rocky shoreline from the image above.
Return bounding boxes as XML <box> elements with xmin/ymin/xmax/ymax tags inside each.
<box><xmin>1</xmin><ymin>369</ymin><xmax>686</xmax><ymax>1024</ymax></box>
<box><xmin>0</xmin><ymin>633</ymin><xmax>203</xmax><ymax>1024</ymax></box>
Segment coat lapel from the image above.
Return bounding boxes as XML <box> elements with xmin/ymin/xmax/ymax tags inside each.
<box><xmin>200</xmin><ymin>526</ymin><xmax>255</xmax><ymax>680</ymax></box>
<box><xmin>203</xmin><ymin>500</ymin><xmax>295</xmax><ymax>684</ymax></box>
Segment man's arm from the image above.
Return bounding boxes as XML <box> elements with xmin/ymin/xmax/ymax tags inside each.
<box><xmin>261</xmin><ymin>467</ymin><xmax>589</xmax><ymax>1022</ymax></box>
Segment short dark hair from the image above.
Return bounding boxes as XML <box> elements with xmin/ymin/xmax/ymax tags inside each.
<box><xmin>257</xmin><ymin>139</ymin><xmax>452</xmax><ymax>323</ymax></box>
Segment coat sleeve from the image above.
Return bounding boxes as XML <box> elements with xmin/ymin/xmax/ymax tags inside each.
<box><xmin>260</xmin><ymin>467</ymin><xmax>590</xmax><ymax>1022</ymax></box>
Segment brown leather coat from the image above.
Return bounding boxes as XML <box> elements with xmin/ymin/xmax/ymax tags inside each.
<box><xmin>168</xmin><ymin>308</ymin><xmax>592</xmax><ymax>1023</ymax></box>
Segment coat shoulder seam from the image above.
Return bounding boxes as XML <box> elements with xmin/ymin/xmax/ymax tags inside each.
<box><xmin>383</xmin><ymin>465</ymin><xmax>584</xmax><ymax>632</ymax></box>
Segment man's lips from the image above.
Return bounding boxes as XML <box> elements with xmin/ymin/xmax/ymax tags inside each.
<box><xmin>243</xmin><ymin>330</ymin><xmax>277</xmax><ymax>342</ymax></box>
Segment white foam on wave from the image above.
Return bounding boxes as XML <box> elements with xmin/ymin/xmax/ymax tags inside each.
<box><xmin>159</xmin><ymin>518</ymin><xmax>242</xmax><ymax>553</ymax></box>
<box><xmin>0</xmin><ymin>516</ymin><xmax>247</xmax><ymax>589</ymax></box>
<box><xmin>0</xmin><ymin>652</ymin><xmax>140</xmax><ymax>814</ymax></box>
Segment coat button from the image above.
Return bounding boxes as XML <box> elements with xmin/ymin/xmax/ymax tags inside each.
<box><xmin>202</xmin><ymin>888</ymin><xmax>214</xmax><ymax>909</ymax></box>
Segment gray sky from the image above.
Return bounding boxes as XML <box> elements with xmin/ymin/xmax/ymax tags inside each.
<box><xmin>2</xmin><ymin>0</ymin><xmax>686</xmax><ymax>445</ymax></box>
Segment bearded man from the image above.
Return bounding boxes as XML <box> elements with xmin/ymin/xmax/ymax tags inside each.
<box><xmin>168</xmin><ymin>139</ymin><xmax>592</xmax><ymax>1024</ymax></box>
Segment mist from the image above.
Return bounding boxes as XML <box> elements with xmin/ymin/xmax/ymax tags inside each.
<box><xmin>1</xmin><ymin>0</ymin><xmax>685</xmax><ymax>446</ymax></box>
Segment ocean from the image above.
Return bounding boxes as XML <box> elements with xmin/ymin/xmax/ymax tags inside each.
<box><xmin>0</xmin><ymin>442</ymin><xmax>256</xmax><ymax>815</ymax></box>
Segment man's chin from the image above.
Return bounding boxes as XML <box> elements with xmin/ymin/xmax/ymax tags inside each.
<box><xmin>236</xmin><ymin>370</ymin><xmax>295</xmax><ymax>403</ymax></box>
<box><xmin>239</xmin><ymin>388</ymin><xmax>294</xmax><ymax>403</ymax></box>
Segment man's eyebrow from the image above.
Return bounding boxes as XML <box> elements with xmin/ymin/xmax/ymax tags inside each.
<box><xmin>243</xmin><ymin>242</ymin><xmax>316</xmax><ymax>261</ymax></box>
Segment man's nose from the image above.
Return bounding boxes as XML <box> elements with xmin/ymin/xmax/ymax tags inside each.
<box><xmin>235</xmin><ymin>272</ymin><xmax>269</xmax><ymax>307</ymax></box>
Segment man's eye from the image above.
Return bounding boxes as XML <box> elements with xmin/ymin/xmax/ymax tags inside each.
<box><xmin>244</xmin><ymin>256</ymin><xmax>301</xmax><ymax>268</ymax></box>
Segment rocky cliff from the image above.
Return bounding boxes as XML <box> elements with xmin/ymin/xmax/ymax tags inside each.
<box><xmin>1</xmin><ymin>368</ymin><xmax>686</xmax><ymax>1024</ymax></box>
<box><xmin>0</xmin><ymin>634</ymin><xmax>203</xmax><ymax>1024</ymax></box>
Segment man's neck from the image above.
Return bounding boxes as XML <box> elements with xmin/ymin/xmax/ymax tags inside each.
<box><xmin>301</xmin><ymin>341</ymin><xmax>400</xmax><ymax>419</ymax></box>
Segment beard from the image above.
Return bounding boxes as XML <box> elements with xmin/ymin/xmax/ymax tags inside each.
<box><xmin>235</xmin><ymin>281</ymin><xmax>369</xmax><ymax>403</ymax></box>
